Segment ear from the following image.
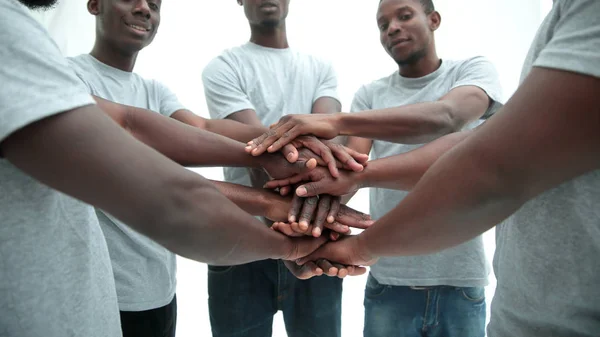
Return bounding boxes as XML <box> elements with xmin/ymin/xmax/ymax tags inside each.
<box><xmin>87</xmin><ymin>0</ymin><xmax>100</xmax><ymax>15</ymax></box>
<box><xmin>429</xmin><ymin>11</ymin><xmax>441</xmax><ymax>31</ymax></box>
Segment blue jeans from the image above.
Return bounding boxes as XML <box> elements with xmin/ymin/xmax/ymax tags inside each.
<box><xmin>364</xmin><ymin>274</ymin><xmax>486</xmax><ymax>337</ymax></box>
<box><xmin>207</xmin><ymin>259</ymin><xmax>342</xmax><ymax>337</ymax></box>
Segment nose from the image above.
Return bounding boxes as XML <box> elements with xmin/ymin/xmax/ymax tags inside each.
<box><xmin>133</xmin><ymin>0</ymin><xmax>151</xmax><ymax>19</ymax></box>
<box><xmin>387</xmin><ymin>18</ymin><xmax>402</xmax><ymax>37</ymax></box>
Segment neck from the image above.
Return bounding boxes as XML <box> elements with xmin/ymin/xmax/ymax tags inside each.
<box><xmin>249</xmin><ymin>22</ymin><xmax>289</xmax><ymax>49</ymax></box>
<box><xmin>398</xmin><ymin>47</ymin><xmax>441</xmax><ymax>78</ymax></box>
<box><xmin>90</xmin><ymin>39</ymin><xmax>138</xmax><ymax>72</ymax></box>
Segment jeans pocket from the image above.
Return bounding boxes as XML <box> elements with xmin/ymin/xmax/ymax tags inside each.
<box><xmin>459</xmin><ymin>287</ymin><xmax>485</xmax><ymax>302</ymax></box>
<box><xmin>207</xmin><ymin>265</ymin><xmax>235</xmax><ymax>274</ymax></box>
<box><xmin>364</xmin><ymin>274</ymin><xmax>389</xmax><ymax>298</ymax></box>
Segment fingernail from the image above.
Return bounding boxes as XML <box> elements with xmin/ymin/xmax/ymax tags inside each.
<box><xmin>287</xmin><ymin>152</ymin><xmax>294</xmax><ymax>161</ymax></box>
<box><xmin>296</xmin><ymin>187</ymin><xmax>307</xmax><ymax>196</ymax></box>
<box><xmin>327</xmin><ymin>216</ymin><xmax>335</xmax><ymax>223</ymax></box>
<box><xmin>299</xmin><ymin>221</ymin><xmax>309</xmax><ymax>231</ymax></box>
<box><xmin>313</xmin><ymin>228</ymin><xmax>321</xmax><ymax>237</ymax></box>
<box><xmin>289</xmin><ymin>216</ymin><xmax>296</xmax><ymax>222</ymax></box>
<box><xmin>267</xmin><ymin>146</ymin><xmax>274</xmax><ymax>152</ymax></box>
<box><xmin>341</xmin><ymin>225</ymin><xmax>349</xmax><ymax>232</ymax></box>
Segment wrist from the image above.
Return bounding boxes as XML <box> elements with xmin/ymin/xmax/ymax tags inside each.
<box><xmin>330</xmin><ymin>113</ymin><xmax>346</xmax><ymax>136</ymax></box>
<box><xmin>356</xmin><ymin>230</ymin><xmax>378</xmax><ymax>261</ymax></box>
<box><xmin>355</xmin><ymin>161</ymin><xmax>374</xmax><ymax>189</ymax></box>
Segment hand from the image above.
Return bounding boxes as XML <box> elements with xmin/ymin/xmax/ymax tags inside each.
<box><xmin>265</xmin><ymin>166</ymin><xmax>363</xmax><ymax>197</ymax></box>
<box><xmin>282</xmin><ymin>234</ymin><xmax>329</xmax><ymax>261</ymax></box>
<box><xmin>260</xmin><ymin>151</ymin><xmax>317</xmax><ymax>180</ymax></box>
<box><xmin>288</xmin><ymin>136</ymin><xmax>368</xmax><ymax>178</ymax></box>
<box><xmin>246</xmin><ymin>114</ymin><xmax>342</xmax><ymax>157</ymax></box>
<box><xmin>272</xmin><ymin>222</ymin><xmax>350</xmax><ymax>241</ymax></box>
<box><xmin>283</xmin><ymin>260</ymin><xmax>367</xmax><ymax>280</ymax></box>
<box><xmin>287</xmin><ymin>194</ymin><xmax>373</xmax><ymax>236</ymax></box>
<box><xmin>296</xmin><ymin>235</ymin><xmax>378</xmax><ymax>267</ymax></box>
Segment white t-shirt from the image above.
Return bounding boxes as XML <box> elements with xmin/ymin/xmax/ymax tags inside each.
<box><xmin>0</xmin><ymin>0</ymin><xmax>121</xmax><ymax>336</ymax></box>
<box><xmin>202</xmin><ymin>42</ymin><xmax>340</xmax><ymax>187</ymax></box>
<box><xmin>489</xmin><ymin>1</ymin><xmax>600</xmax><ymax>336</ymax></box>
<box><xmin>351</xmin><ymin>57</ymin><xmax>503</xmax><ymax>287</ymax></box>
<box><xmin>68</xmin><ymin>54</ymin><xmax>186</xmax><ymax>312</ymax></box>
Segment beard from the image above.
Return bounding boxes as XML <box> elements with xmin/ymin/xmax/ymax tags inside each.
<box><xmin>18</xmin><ymin>0</ymin><xmax>58</xmax><ymax>10</ymax></box>
<box><xmin>395</xmin><ymin>48</ymin><xmax>427</xmax><ymax>66</ymax></box>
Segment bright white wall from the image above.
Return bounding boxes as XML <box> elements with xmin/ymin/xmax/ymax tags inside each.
<box><xmin>32</xmin><ymin>1</ymin><xmax>552</xmax><ymax>336</ymax></box>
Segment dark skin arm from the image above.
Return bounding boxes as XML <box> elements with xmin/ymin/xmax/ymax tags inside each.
<box><xmin>1</xmin><ymin>105</ymin><xmax>327</xmax><ymax>266</ymax></box>
<box><xmin>264</xmin><ymin>130</ymin><xmax>473</xmax><ymax>196</ymax></box>
<box><xmin>298</xmin><ymin>67</ymin><xmax>600</xmax><ymax>266</ymax></box>
<box><xmin>247</xmin><ymin>86</ymin><xmax>491</xmax><ymax>154</ymax></box>
<box><xmin>93</xmin><ymin>97</ymin><xmax>316</xmax><ymax>179</ymax></box>
<box><xmin>170</xmin><ymin>108</ymin><xmax>272</xmax><ymax>143</ymax></box>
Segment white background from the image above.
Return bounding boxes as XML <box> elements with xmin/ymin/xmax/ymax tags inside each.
<box><xmin>32</xmin><ymin>1</ymin><xmax>552</xmax><ymax>336</ymax></box>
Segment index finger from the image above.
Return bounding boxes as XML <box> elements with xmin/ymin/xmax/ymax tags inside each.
<box><xmin>249</xmin><ymin>124</ymin><xmax>297</xmax><ymax>156</ymax></box>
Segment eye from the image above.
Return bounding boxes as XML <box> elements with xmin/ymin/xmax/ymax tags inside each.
<box><xmin>148</xmin><ymin>2</ymin><xmax>159</xmax><ymax>10</ymax></box>
<box><xmin>399</xmin><ymin>13</ymin><xmax>412</xmax><ymax>21</ymax></box>
<box><xmin>378</xmin><ymin>22</ymin><xmax>389</xmax><ymax>32</ymax></box>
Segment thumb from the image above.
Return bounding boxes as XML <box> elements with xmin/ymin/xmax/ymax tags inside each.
<box><xmin>282</xmin><ymin>143</ymin><xmax>298</xmax><ymax>163</ymax></box>
<box><xmin>295</xmin><ymin>181</ymin><xmax>324</xmax><ymax>197</ymax></box>
<box><xmin>293</xmin><ymin>157</ymin><xmax>317</xmax><ymax>173</ymax></box>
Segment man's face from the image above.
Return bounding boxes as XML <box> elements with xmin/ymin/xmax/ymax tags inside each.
<box><xmin>377</xmin><ymin>0</ymin><xmax>438</xmax><ymax>66</ymax></box>
<box><xmin>238</xmin><ymin>0</ymin><xmax>290</xmax><ymax>28</ymax></box>
<box><xmin>92</xmin><ymin>0</ymin><xmax>161</xmax><ymax>53</ymax></box>
<box><xmin>18</xmin><ymin>0</ymin><xmax>58</xmax><ymax>10</ymax></box>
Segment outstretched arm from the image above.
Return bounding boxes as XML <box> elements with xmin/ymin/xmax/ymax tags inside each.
<box><xmin>248</xmin><ymin>85</ymin><xmax>492</xmax><ymax>154</ymax></box>
<box><xmin>1</xmin><ymin>105</ymin><xmax>326</xmax><ymax>266</ymax></box>
<box><xmin>93</xmin><ymin>96</ymin><xmax>315</xmax><ymax>178</ymax></box>
<box><xmin>298</xmin><ymin>67</ymin><xmax>600</xmax><ymax>266</ymax></box>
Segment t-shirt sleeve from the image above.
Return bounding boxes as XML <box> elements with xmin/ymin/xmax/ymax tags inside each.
<box><xmin>450</xmin><ymin>57</ymin><xmax>504</xmax><ymax>118</ymax></box>
<box><xmin>350</xmin><ymin>85</ymin><xmax>371</xmax><ymax>113</ymax></box>
<box><xmin>313</xmin><ymin>60</ymin><xmax>341</xmax><ymax>104</ymax></box>
<box><xmin>202</xmin><ymin>56</ymin><xmax>255</xmax><ymax>120</ymax></box>
<box><xmin>0</xmin><ymin>1</ymin><xmax>95</xmax><ymax>143</ymax></box>
<box><xmin>66</xmin><ymin>57</ymin><xmax>94</xmax><ymax>94</ymax></box>
<box><xmin>534</xmin><ymin>0</ymin><xmax>600</xmax><ymax>79</ymax></box>
<box><xmin>154</xmin><ymin>81</ymin><xmax>187</xmax><ymax>117</ymax></box>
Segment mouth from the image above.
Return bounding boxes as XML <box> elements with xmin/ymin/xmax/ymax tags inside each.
<box><xmin>389</xmin><ymin>38</ymin><xmax>411</xmax><ymax>49</ymax></box>
<box><xmin>125</xmin><ymin>22</ymin><xmax>151</xmax><ymax>33</ymax></box>
<box><xmin>259</xmin><ymin>1</ymin><xmax>278</xmax><ymax>9</ymax></box>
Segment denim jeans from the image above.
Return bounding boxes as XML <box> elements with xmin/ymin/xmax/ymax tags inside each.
<box><xmin>364</xmin><ymin>274</ymin><xmax>486</xmax><ymax>337</ymax></box>
<box><xmin>208</xmin><ymin>259</ymin><xmax>342</xmax><ymax>337</ymax></box>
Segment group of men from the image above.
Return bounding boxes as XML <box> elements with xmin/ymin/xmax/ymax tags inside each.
<box><xmin>0</xmin><ymin>0</ymin><xmax>598</xmax><ymax>337</ymax></box>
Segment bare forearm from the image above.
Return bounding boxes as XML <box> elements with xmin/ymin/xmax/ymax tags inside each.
<box><xmin>359</xmin><ymin>130</ymin><xmax>472</xmax><ymax>190</ymax></box>
<box><xmin>211</xmin><ymin>180</ymin><xmax>285</xmax><ymax>218</ymax></box>
<box><xmin>123</xmin><ymin>106</ymin><xmax>264</xmax><ymax>168</ymax></box>
<box><xmin>359</xmin><ymin>68</ymin><xmax>600</xmax><ymax>258</ymax></box>
<box><xmin>338</xmin><ymin>102</ymin><xmax>458</xmax><ymax>144</ymax></box>
<box><xmin>2</xmin><ymin>106</ymin><xmax>290</xmax><ymax>265</ymax></box>
<box><xmin>205</xmin><ymin>119</ymin><xmax>269</xmax><ymax>143</ymax></box>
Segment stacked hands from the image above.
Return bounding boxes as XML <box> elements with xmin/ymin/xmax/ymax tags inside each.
<box><xmin>246</xmin><ymin>114</ymin><xmax>379</xmax><ymax>280</ymax></box>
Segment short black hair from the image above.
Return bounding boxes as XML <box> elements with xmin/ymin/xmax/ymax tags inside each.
<box><xmin>379</xmin><ymin>0</ymin><xmax>435</xmax><ymax>15</ymax></box>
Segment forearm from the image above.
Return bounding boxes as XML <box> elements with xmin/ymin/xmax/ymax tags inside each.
<box><xmin>338</xmin><ymin>101</ymin><xmax>458</xmax><ymax>144</ymax></box>
<box><xmin>210</xmin><ymin>180</ymin><xmax>287</xmax><ymax>218</ymax></box>
<box><xmin>122</xmin><ymin>106</ymin><xmax>265</xmax><ymax>168</ymax></box>
<box><xmin>2</xmin><ymin>106</ymin><xmax>290</xmax><ymax>265</ymax></box>
<box><xmin>359</xmin><ymin>135</ymin><xmax>523</xmax><ymax>257</ymax></box>
<box><xmin>358</xmin><ymin>130</ymin><xmax>472</xmax><ymax>190</ymax></box>
<box><xmin>205</xmin><ymin>119</ymin><xmax>269</xmax><ymax>143</ymax></box>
